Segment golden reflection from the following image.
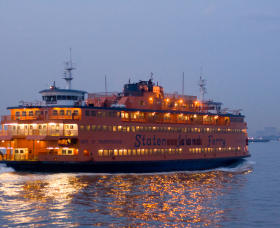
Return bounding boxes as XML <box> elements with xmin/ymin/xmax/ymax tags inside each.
<box><xmin>0</xmin><ymin>161</ymin><xmax>253</xmax><ymax>227</ymax></box>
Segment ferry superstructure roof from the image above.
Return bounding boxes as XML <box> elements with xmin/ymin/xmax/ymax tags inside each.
<box><xmin>39</xmin><ymin>89</ymin><xmax>87</xmax><ymax>94</ymax></box>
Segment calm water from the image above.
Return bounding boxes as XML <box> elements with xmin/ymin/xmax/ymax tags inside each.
<box><xmin>0</xmin><ymin>142</ymin><xmax>279</xmax><ymax>227</ymax></box>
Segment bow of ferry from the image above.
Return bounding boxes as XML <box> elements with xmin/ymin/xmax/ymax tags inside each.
<box><xmin>0</xmin><ymin>59</ymin><xmax>250</xmax><ymax>173</ymax></box>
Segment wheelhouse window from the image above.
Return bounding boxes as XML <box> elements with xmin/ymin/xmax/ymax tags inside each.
<box><xmin>28</xmin><ymin>111</ymin><xmax>33</xmax><ymax>116</ymax></box>
<box><xmin>85</xmin><ymin>110</ymin><xmax>90</xmax><ymax>116</ymax></box>
<box><xmin>35</xmin><ymin>110</ymin><xmax>40</xmax><ymax>116</ymax></box>
<box><xmin>22</xmin><ymin>111</ymin><xmax>26</xmax><ymax>116</ymax></box>
<box><xmin>15</xmin><ymin>111</ymin><xmax>20</xmax><ymax>117</ymax></box>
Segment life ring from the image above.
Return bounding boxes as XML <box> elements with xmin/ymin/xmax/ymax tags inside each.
<box><xmin>67</xmin><ymin>130</ymin><xmax>71</xmax><ymax>135</ymax></box>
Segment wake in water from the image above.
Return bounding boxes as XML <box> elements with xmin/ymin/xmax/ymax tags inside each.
<box><xmin>214</xmin><ymin>159</ymin><xmax>255</xmax><ymax>173</ymax></box>
<box><xmin>0</xmin><ymin>164</ymin><xmax>15</xmax><ymax>174</ymax></box>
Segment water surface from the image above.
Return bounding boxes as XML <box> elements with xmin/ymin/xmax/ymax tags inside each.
<box><xmin>0</xmin><ymin>142</ymin><xmax>279</xmax><ymax>227</ymax></box>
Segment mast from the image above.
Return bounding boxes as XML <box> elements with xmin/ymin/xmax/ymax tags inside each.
<box><xmin>198</xmin><ymin>68</ymin><xmax>207</xmax><ymax>101</ymax></box>
<box><xmin>105</xmin><ymin>75</ymin><xmax>107</xmax><ymax>96</ymax></box>
<box><xmin>182</xmin><ymin>72</ymin><xmax>184</xmax><ymax>95</ymax></box>
<box><xmin>62</xmin><ymin>47</ymin><xmax>76</xmax><ymax>89</ymax></box>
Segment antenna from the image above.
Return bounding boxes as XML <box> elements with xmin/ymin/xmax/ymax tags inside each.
<box><xmin>105</xmin><ymin>75</ymin><xmax>107</xmax><ymax>95</ymax></box>
<box><xmin>62</xmin><ymin>48</ymin><xmax>76</xmax><ymax>89</ymax></box>
<box><xmin>182</xmin><ymin>72</ymin><xmax>184</xmax><ymax>95</ymax></box>
<box><xmin>198</xmin><ymin>68</ymin><xmax>207</xmax><ymax>101</ymax></box>
<box><xmin>151</xmin><ymin>72</ymin><xmax>153</xmax><ymax>80</ymax></box>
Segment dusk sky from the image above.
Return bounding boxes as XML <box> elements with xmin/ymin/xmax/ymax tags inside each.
<box><xmin>1</xmin><ymin>1</ymin><xmax>279</xmax><ymax>136</ymax></box>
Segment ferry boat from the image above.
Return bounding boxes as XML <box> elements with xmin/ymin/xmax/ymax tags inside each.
<box><xmin>0</xmin><ymin>59</ymin><xmax>250</xmax><ymax>173</ymax></box>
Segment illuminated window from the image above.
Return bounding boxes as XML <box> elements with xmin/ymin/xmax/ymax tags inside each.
<box><xmin>79</xmin><ymin>125</ymin><xmax>84</xmax><ymax>131</ymax></box>
<box><xmin>104</xmin><ymin>150</ymin><xmax>108</xmax><ymax>156</ymax></box>
<box><xmin>59</xmin><ymin>110</ymin><xmax>65</xmax><ymax>116</ymax></box>
<box><xmin>113</xmin><ymin>126</ymin><xmax>117</xmax><ymax>131</ymax></box>
<box><xmin>118</xmin><ymin>126</ymin><xmax>122</xmax><ymax>131</ymax></box>
<box><xmin>128</xmin><ymin>149</ymin><xmax>131</xmax><ymax>155</ymax></box>
<box><xmin>97</xmin><ymin>111</ymin><xmax>101</xmax><ymax>117</ymax></box>
<box><xmin>122</xmin><ymin>126</ymin><xmax>126</xmax><ymax>132</ymax></box>
<box><xmin>86</xmin><ymin>125</ymin><xmax>90</xmax><ymax>131</ymax></box>
<box><xmin>102</xmin><ymin>112</ymin><xmax>106</xmax><ymax>117</ymax></box>
<box><xmin>97</xmin><ymin>125</ymin><xmax>102</xmax><ymax>131</ymax></box>
<box><xmin>98</xmin><ymin>150</ymin><xmax>103</xmax><ymax>156</ymax></box>
<box><xmin>84</xmin><ymin>150</ymin><xmax>90</xmax><ymax>156</ymax></box>
<box><xmin>136</xmin><ymin>126</ymin><xmax>140</xmax><ymax>132</ymax></box>
<box><xmin>123</xmin><ymin>149</ymin><xmax>127</xmax><ymax>155</ymax></box>
<box><xmin>67</xmin><ymin>110</ymin><xmax>72</xmax><ymax>116</ymax></box>
<box><xmin>114</xmin><ymin>149</ymin><xmax>118</xmax><ymax>156</ymax></box>
<box><xmin>108</xmin><ymin>126</ymin><xmax>112</xmax><ymax>131</ymax></box>
<box><xmin>119</xmin><ymin>150</ymin><xmax>123</xmax><ymax>155</ymax></box>
<box><xmin>141</xmin><ymin>149</ymin><xmax>145</xmax><ymax>155</ymax></box>
<box><xmin>127</xmin><ymin>126</ymin><xmax>130</xmax><ymax>132</ymax></box>
<box><xmin>103</xmin><ymin>126</ymin><xmax>107</xmax><ymax>131</ymax></box>
<box><xmin>91</xmin><ymin>125</ymin><xmax>96</xmax><ymax>131</ymax></box>
<box><xmin>137</xmin><ymin>149</ymin><xmax>141</xmax><ymax>155</ymax></box>
<box><xmin>109</xmin><ymin>150</ymin><xmax>113</xmax><ymax>155</ymax></box>
<box><xmin>131</xmin><ymin>126</ymin><xmax>135</xmax><ymax>132</ymax></box>
<box><xmin>133</xmin><ymin>149</ymin><xmax>136</xmax><ymax>155</ymax></box>
<box><xmin>52</xmin><ymin>110</ymin><xmax>58</xmax><ymax>115</ymax></box>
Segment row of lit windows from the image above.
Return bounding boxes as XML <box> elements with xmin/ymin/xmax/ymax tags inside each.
<box><xmin>189</xmin><ymin>147</ymin><xmax>241</xmax><ymax>153</ymax></box>
<box><xmin>80</xmin><ymin>125</ymin><xmax>246</xmax><ymax>134</ymax></box>
<box><xmin>98</xmin><ymin>147</ymin><xmax>241</xmax><ymax>156</ymax></box>
<box><xmin>15</xmin><ymin>110</ymin><xmax>79</xmax><ymax>117</ymax></box>
<box><xmin>52</xmin><ymin>110</ymin><xmax>79</xmax><ymax>116</ymax></box>
<box><xmin>85</xmin><ymin>110</ymin><xmax>121</xmax><ymax>117</ymax></box>
<box><xmin>98</xmin><ymin>148</ymin><xmax>183</xmax><ymax>156</ymax></box>
<box><xmin>84</xmin><ymin>110</ymin><xmax>244</xmax><ymax>124</ymax></box>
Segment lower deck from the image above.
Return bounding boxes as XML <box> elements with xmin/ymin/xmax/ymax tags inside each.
<box><xmin>0</xmin><ymin>154</ymin><xmax>250</xmax><ymax>173</ymax></box>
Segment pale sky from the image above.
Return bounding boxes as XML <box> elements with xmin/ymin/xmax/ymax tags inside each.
<box><xmin>1</xmin><ymin>0</ymin><xmax>279</xmax><ymax>136</ymax></box>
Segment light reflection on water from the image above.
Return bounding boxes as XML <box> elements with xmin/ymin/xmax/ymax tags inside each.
<box><xmin>0</xmin><ymin>161</ymin><xmax>253</xmax><ymax>227</ymax></box>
